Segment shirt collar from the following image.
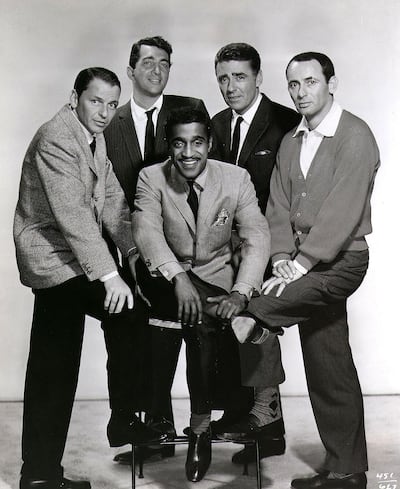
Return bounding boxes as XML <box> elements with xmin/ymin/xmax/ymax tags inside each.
<box><xmin>130</xmin><ymin>94</ymin><xmax>163</xmax><ymax>119</ymax></box>
<box><xmin>232</xmin><ymin>92</ymin><xmax>262</xmax><ymax>126</ymax></box>
<box><xmin>293</xmin><ymin>100</ymin><xmax>343</xmax><ymax>138</ymax></box>
<box><xmin>171</xmin><ymin>162</ymin><xmax>208</xmax><ymax>191</ymax></box>
<box><xmin>71</xmin><ymin>107</ymin><xmax>95</xmax><ymax>144</ymax></box>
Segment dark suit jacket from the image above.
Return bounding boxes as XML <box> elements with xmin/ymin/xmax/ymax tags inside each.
<box><xmin>211</xmin><ymin>94</ymin><xmax>300</xmax><ymax>213</ymax></box>
<box><xmin>104</xmin><ymin>95</ymin><xmax>208</xmax><ymax>210</ymax></box>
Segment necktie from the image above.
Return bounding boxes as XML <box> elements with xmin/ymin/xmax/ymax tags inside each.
<box><xmin>187</xmin><ymin>180</ymin><xmax>199</xmax><ymax>220</ymax></box>
<box><xmin>90</xmin><ymin>138</ymin><xmax>96</xmax><ymax>155</ymax></box>
<box><xmin>144</xmin><ymin>108</ymin><xmax>156</xmax><ymax>164</ymax></box>
<box><xmin>230</xmin><ymin>116</ymin><xmax>243</xmax><ymax>164</ymax></box>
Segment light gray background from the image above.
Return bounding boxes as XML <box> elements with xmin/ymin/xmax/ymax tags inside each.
<box><xmin>1</xmin><ymin>0</ymin><xmax>399</xmax><ymax>401</ymax></box>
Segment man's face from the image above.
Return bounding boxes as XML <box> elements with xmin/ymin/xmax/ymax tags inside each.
<box><xmin>127</xmin><ymin>45</ymin><xmax>170</xmax><ymax>99</ymax></box>
<box><xmin>286</xmin><ymin>59</ymin><xmax>336</xmax><ymax>129</ymax></box>
<box><xmin>170</xmin><ymin>122</ymin><xmax>211</xmax><ymax>180</ymax></box>
<box><xmin>215</xmin><ymin>60</ymin><xmax>262</xmax><ymax>114</ymax></box>
<box><xmin>70</xmin><ymin>78</ymin><xmax>120</xmax><ymax>134</ymax></box>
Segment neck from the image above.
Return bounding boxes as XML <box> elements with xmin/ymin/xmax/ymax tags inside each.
<box><xmin>235</xmin><ymin>89</ymin><xmax>260</xmax><ymax>115</ymax></box>
<box><xmin>133</xmin><ymin>91</ymin><xmax>161</xmax><ymax>110</ymax></box>
<box><xmin>306</xmin><ymin>97</ymin><xmax>334</xmax><ymax>130</ymax></box>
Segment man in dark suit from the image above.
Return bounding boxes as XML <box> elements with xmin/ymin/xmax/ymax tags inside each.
<box><xmin>104</xmin><ymin>36</ymin><xmax>208</xmax><ymax>464</ymax></box>
<box><xmin>210</xmin><ymin>42</ymin><xmax>300</xmax><ymax>464</ymax></box>
<box><xmin>13</xmin><ymin>68</ymin><xmax>166</xmax><ymax>489</ymax></box>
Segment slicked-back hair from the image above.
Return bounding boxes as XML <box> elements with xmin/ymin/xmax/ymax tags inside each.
<box><xmin>165</xmin><ymin>107</ymin><xmax>211</xmax><ymax>142</ymax></box>
<box><xmin>129</xmin><ymin>36</ymin><xmax>172</xmax><ymax>68</ymax></box>
<box><xmin>286</xmin><ymin>52</ymin><xmax>335</xmax><ymax>82</ymax></box>
<box><xmin>73</xmin><ymin>67</ymin><xmax>120</xmax><ymax>98</ymax></box>
<box><xmin>214</xmin><ymin>43</ymin><xmax>261</xmax><ymax>74</ymax></box>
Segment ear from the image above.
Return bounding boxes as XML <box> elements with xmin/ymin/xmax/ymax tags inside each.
<box><xmin>208</xmin><ymin>135</ymin><xmax>213</xmax><ymax>152</ymax></box>
<box><xmin>256</xmin><ymin>69</ymin><xmax>263</xmax><ymax>88</ymax></box>
<box><xmin>70</xmin><ymin>89</ymin><xmax>78</xmax><ymax>109</ymax></box>
<box><xmin>328</xmin><ymin>76</ymin><xmax>338</xmax><ymax>95</ymax></box>
<box><xmin>127</xmin><ymin>66</ymin><xmax>135</xmax><ymax>81</ymax></box>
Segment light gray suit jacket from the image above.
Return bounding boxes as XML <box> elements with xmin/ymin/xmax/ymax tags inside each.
<box><xmin>132</xmin><ymin>159</ymin><xmax>270</xmax><ymax>293</ymax></box>
<box><xmin>14</xmin><ymin>104</ymin><xmax>134</xmax><ymax>289</ymax></box>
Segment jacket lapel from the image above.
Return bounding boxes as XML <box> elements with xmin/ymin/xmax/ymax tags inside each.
<box><xmin>117</xmin><ymin>102</ymin><xmax>142</xmax><ymax>166</ymax></box>
<box><xmin>166</xmin><ymin>164</ymin><xmax>196</xmax><ymax>233</ymax></box>
<box><xmin>59</xmin><ymin>105</ymin><xmax>98</xmax><ymax>175</ymax></box>
<box><xmin>198</xmin><ymin>163</ymin><xmax>219</xmax><ymax>225</ymax></box>
<box><xmin>217</xmin><ymin>109</ymin><xmax>232</xmax><ymax>161</ymax></box>
<box><xmin>238</xmin><ymin>94</ymin><xmax>271</xmax><ymax>167</ymax></box>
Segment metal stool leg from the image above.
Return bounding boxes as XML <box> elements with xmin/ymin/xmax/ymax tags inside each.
<box><xmin>255</xmin><ymin>440</ymin><xmax>262</xmax><ymax>489</ymax></box>
<box><xmin>131</xmin><ymin>445</ymin><xmax>135</xmax><ymax>489</ymax></box>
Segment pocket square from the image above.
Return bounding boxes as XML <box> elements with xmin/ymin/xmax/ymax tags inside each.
<box><xmin>255</xmin><ymin>149</ymin><xmax>272</xmax><ymax>156</ymax></box>
<box><xmin>213</xmin><ymin>208</ymin><xmax>230</xmax><ymax>226</ymax></box>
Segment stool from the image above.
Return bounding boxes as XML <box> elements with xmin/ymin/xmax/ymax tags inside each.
<box><xmin>130</xmin><ymin>436</ymin><xmax>262</xmax><ymax>489</ymax></box>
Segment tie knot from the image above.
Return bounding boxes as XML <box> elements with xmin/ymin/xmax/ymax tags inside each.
<box><xmin>187</xmin><ymin>179</ymin><xmax>195</xmax><ymax>188</ymax></box>
<box><xmin>236</xmin><ymin>116</ymin><xmax>244</xmax><ymax>125</ymax></box>
<box><xmin>146</xmin><ymin>108</ymin><xmax>156</xmax><ymax>120</ymax></box>
<box><xmin>90</xmin><ymin>138</ymin><xmax>96</xmax><ymax>155</ymax></box>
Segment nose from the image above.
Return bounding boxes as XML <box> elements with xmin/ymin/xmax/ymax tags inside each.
<box><xmin>99</xmin><ymin>104</ymin><xmax>108</xmax><ymax>119</ymax></box>
<box><xmin>153</xmin><ymin>63</ymin><xmax>161</xmax><ymax>75</ymax></box>
<box><xmin>298</xmin><ymin>84</ymin><xmax>307</xmax><ymax>98</ymax></box>
<box><xmin>227</xmin><ymin>77</ymin><xmax>236</xmax><ymax>93</ymax></box>
<box><xmin>182</xmin><ymin>142</ymin><xmax>193</xmax><ymax>157</ymax></box>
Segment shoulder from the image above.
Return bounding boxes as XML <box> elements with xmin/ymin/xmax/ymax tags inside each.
<box><xmin>265</xmin><ymin>96</ymin><xmax>301</xmax><ymax>129</ymax></box>
<box><xmin>139</xmin><ymin>159</ymin><xmax>170</xmax><ymax>180</ymax></box>
<box><xmin>211</xmin><ymin>107</ymin><xmax>231</xmax><ymax>125</ymax></box>
<box><xmin>338</xmin><ymin>110</ymin><xmax>376</xmax><ymax>138</ymax></box>
<box><xmin>207</xmin><ymin>158</ymin><xmax>248</xmax><ymax>179</ymax></box>
<box><xmin>35</xmin><ymin>105</ymin><xmax>76</xmax><ymax>147</ymax></box>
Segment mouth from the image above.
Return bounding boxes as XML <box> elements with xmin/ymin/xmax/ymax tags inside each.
<box><xmin>227</xmin><ymin>95</ymin><xmax>241</xmax><ymax>103</ymax></box>
<box><xmin>179</xmin><ymin>158</ymin><xmax>199</xmax><ymax>167</ymax></box>
<box><xmin>298</xmin><ymin>102</ymin><xmax>311</xmax><ymax>109</ymax></box>
<box><xmin>148</xmin><ymin>78</ymin><xmax>162</xmax><ymax>84</ymax></box>
<box><xmin>94</xmin><ymin>120</ymin><xmax>106</xmax><ymax>126</ymax></box>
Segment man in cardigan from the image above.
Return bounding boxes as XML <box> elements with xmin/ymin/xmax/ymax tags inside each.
<box><xmin>226</xmin><ymin>53</ymin><xmax>380</xmax><ymax>489</ymax></box>
<box><xmin>14</xmin><ymin>68</ymin><xmax>165</xmax><ymax>489</ymax></box>
<box><xmin>104</xmin><ymin>37</ymin><xmax>208</xmax><ymax>465</ymax></box>
<box><xmin>210</xmin><ymin>42</ymin><xmax>300</xmax><ymax>465</ymax></box>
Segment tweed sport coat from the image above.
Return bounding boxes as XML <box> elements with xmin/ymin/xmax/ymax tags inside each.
<box><xmin>14</xmin><ymin>104</ymin><xmax>134</xmax><ymax>289</ymax></box>
<box><xmin>104</xmin><ymin>95</ymin><xmax>208</xmax><ymax>210</ymax></box>
<box><xmin>211</xmin><ymin>94</ymin><xmax>300</xmax><ymax>213</ymax></box>
<box><xmin>132</xmin><ymin>159</ymin><xmax>271</xmax><ymax>293</ymax></box>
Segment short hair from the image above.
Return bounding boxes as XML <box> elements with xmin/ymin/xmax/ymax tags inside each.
<box><xmin>286</xmin><ymin>52</ymin><xmax>335</xmax><ymax>82</ymax></box>
<box><xmin>214</xmin><ymin>43</ymin><xmax>261</xmax><ymax>74</ymax></box>
<box><xmin>129</xmin><ymin>36</ymin><xmax>172</xmax><ymax>68</ymax></box>
<box><xmin>165</xmin><ymin>107</ymin><xmax>211</xmax><ymax>142</ymax></box>
<box><xmin>74</xmin><ymin>67</ymin><xmax>120</xmax><ymax>98</ymax></box>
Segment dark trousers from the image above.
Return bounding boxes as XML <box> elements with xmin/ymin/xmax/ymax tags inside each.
<box><xmin>21</xmin><ymin>275</ymin><xmax>148</xmax><ymax>480</ymax></box>
<box><xmin>137</xmin><ymin>261</ymin><xmax>252</xmax><ymax>418</ymax></box>
<box><xmin>247</xmin><ymin>250</ymin><xmax>369</xmax><ymax>473</ymax></box>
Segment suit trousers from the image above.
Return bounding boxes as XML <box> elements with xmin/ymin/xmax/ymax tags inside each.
<box><xmin>136</xmin><ymin>261</ymin><xmax>252</xmax><ymax>417</ymax></box>
<box><xmin>246</xmin><ymin>250</ymin><xmax>369</xmax><ymax>473</ymax></box>
<box><xmin>21</xmin><ymin>275</ymin><xmax>148</xmax><ymax>480</ymax></box>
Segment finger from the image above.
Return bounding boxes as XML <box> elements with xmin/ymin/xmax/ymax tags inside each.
<box><xmin>127</xmin><ymin>292</ymin><xmax>134</xmax><ymax>310</ymax></box>
<box><xmin>182</xmin><ymin>302</ymin><xmax>190</xmax><ymax>325</ymax></box>
<box><xmin>262</xmin><ymin>278</ymin><xmax>276</xmax><ymax>292</ymax></box>
<box><xmin>108</xmin><ymin>294</ymin><xmax>118</xmax><ymax>314</ymax></box>
<box><xmin>225</xmin><ymin>304</ymin><xmax>237</xmax><ymax>320</ymax></box>
<box><xmin>177</xmin><ymin>301</ymin><xmax>183</xmax><ymax>322</ymax></box>
<box><xmin>276</xmin><ymin>282</ymin><xmax>286</xmax><ymax>297</ymax></box>
<box><xmin>288</xmin><ymin>261</ymin><xmax>297</xmax><ymax>275</ymax></box>
<box><xmin>196</xmin><ymin>297</ymin><xmax>203</xmax><ymax>324</ymax></box>
<box><xmin>104</xmin><ymin>291</ymin><xmax>112</xmax><ymax>311</ymax></box>
<box><xmin>263</xmin><ymin>280</ymin><xmax>279</xmax><ymax>296</ymax></box>
<box><xmin>114</xmin><ymin>294</ymin><xmax>125</xmax><ymax>314</ymax></box>
<box><xmin>206</xmin><ymin>295</ymin><xmax>224</xmax><ymax>303</ymax></box>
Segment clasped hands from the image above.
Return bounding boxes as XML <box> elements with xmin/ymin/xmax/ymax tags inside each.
<box><xmin>262</xmin><ymin>259</ymin><xmax>304</xmax><ymax>297</ymax></box>
<box><xmin>173</xmin><ymin>272</ymin><xmax>247</xmax><ymax>326</ymax></box>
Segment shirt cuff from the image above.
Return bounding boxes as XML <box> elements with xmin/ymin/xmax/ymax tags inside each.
<box><xmin>293</xmin><ymin>259</ymin><xmax>308</xmax><ymax>275</ymax></box>
<box><xmin>99</xmin><ymin>270</ymin><xmax>119</xmax><ymax>282</ymax></box>
<box><xmin>231</xmin><ymin>282</ymin><xmax>254</xmax><ymax>302</ymax></box>
<box><xmin>158</xmin><ymin>262</ymin><xmax>186</xmax><ymax>282</ymax></box>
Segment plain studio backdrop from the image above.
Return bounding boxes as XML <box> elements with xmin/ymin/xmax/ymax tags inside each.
<box><xmin>1</xmin><ymin>0</ymin><xmax>399</xmax><ymax>404</ymax></box>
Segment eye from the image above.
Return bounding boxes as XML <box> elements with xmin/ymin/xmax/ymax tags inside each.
<box><xmin>219</xmin><ymin>76</ymin><xmax>228</xmax><ymax>84</ymax></box>
<box><xmin>194</xmin><ymin>139</ymin><xmax>204</xmax><ymax>146</ymax></box>
<box><xmin>306</xmin><ymin>79</ymin><xmax>317</xmax><ymax>86</ymax></box>
<box><xmin>142</xmin><ymin>59</ymin><xmax>154</xmax><ymax>69</ymax></box>
<box><xmin>160</xmin><ymin>61</ymin><xmax>170</xmax><ymax>70</ymax></box>
<box><xmin>236</xmin><ymin>74</ymin><xmax>246</xmax><ymax>81</ymax></box>
<box><xmin>288</xmin><ymin>82</ymin><xmax>298</xmax><ymax>89</ymax></box>
<box><xmin>91</xmin><ymin>99</ymin><xmax>99</xmax><ymax>104</ymax></box>
<box><xmin>109</xmin><ymin>102</ymin><xmax>118</xmax><ymax>109</ymax></box>
<box><xmin>172</xmin><ymin>141</ymin><xmax>184</xmax><ymax>148</ymax></box>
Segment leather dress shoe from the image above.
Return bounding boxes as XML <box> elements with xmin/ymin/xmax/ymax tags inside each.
<box><xmin>113</xmin><ymin>445</ymin><xmax>175</xmax><ymax>465</ymax></box>
<box><xmin>291</xmin><ymin>473</ymin><xmax>367</xmax><ymax>489</ymax></box>
<box><xmin>107</xmin><ymin>413</ymin><xmax>167</xmax><ymax>447</ymax></box>
<box><xmin>231</xmin><ymin>436</ymin><xmax>285</xmax><ymax>464</ymax></box>
<box><xmin>183</xmin><ymin>414</ymin><xmax>243</xmax><ymax>439</ymax></box>
<box><xmin>20</xmin><ymin>477</ymin><xmax>91</xmax><ymax>489</ymax></box>
<box><xmin>185</xmin><ymin>428</ymin><xmax>212</xmax><ymax>482</ymax></box>
<box><xmin>220</xmin><ymin>414</ymin><xmax>284</xmax><ymax>441</ymax></box>
<box><xmin>113</xmin><ymin>416</ymin><xmax>176</xmax><ymax>464</ymax></box>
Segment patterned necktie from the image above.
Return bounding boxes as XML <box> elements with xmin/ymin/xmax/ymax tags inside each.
<box><xmin>187</xmin><ymin>180</ymin><xmax>199</xmax><ymax>220</ymax></box>
<box><xmin>230</xmin><ymin>116</ymin><xmax>243</xmax><ymax>164</ymax></box>
<box><xmin>144</xmin><ymin>108</ymin><xmax>156</xmax><ymax>164</ymax></box>
<box><xmin>90</xmin><ymin>138</ymin><xmax>96</xmax><ymax>155</ymax></box>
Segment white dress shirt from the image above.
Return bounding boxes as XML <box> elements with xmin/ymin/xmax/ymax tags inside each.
<box><xmin>130</xmin><ymin>94</ymin><xmax>164</xmax><ymax>158</ymax></box>
<box><xmin>230</xmin><ymin>92</ymin><xmax>262</xmax><ymax>164</ymax></box>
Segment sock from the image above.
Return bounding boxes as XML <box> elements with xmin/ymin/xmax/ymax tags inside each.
<box><xmin>249</xmin><ymin>386</ymin><xmax>282</xmax><ymax>426</ymax></box>
<box><xmin>190</xmin><ymin>413</ymin><xmax>211</xmax><ymax>435</ymax></box>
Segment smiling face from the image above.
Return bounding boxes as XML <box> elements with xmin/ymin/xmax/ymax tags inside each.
<box><xmin>286</xmin><ymin>59</ymin><xmax>337</xmax><ymax>129</ymax></box>
<box><xmin>169</xmin><ymin>122</ymin><xmax>211</xmax><ymax>180</ymax></box>
<box><xmin>215</xmin><ymin>60</ymin><xmax>262</xmax><ymax>114</ymax></box>
<box><xmin>70</xmin><ymin>77</ymin><xmax>120</xmax><ymax>134</ymax></box>
<box><xmin>127</xmin><ymin>44</ymin><xmax>170</xmax><ymax>105</ymax></box>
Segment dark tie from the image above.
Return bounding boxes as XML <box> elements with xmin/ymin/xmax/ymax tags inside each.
<box><xmin>230</xmin><ymin>116</ymin><xmax>243</xmax><ymax>164</ymax></box>
<box><xmin>144</xmin><ymin>108</ymin><xmax>156</xmax><ymax>164</ymax></box>
<box><xmin>90</xmin><ymin>138</ymin><xmax>96</xmax><ymax>155</ymax></box>
<box><xmin>187</xmin><ymin>180</ymin><xmax>199</xmax><ymax>220</ymax></box>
